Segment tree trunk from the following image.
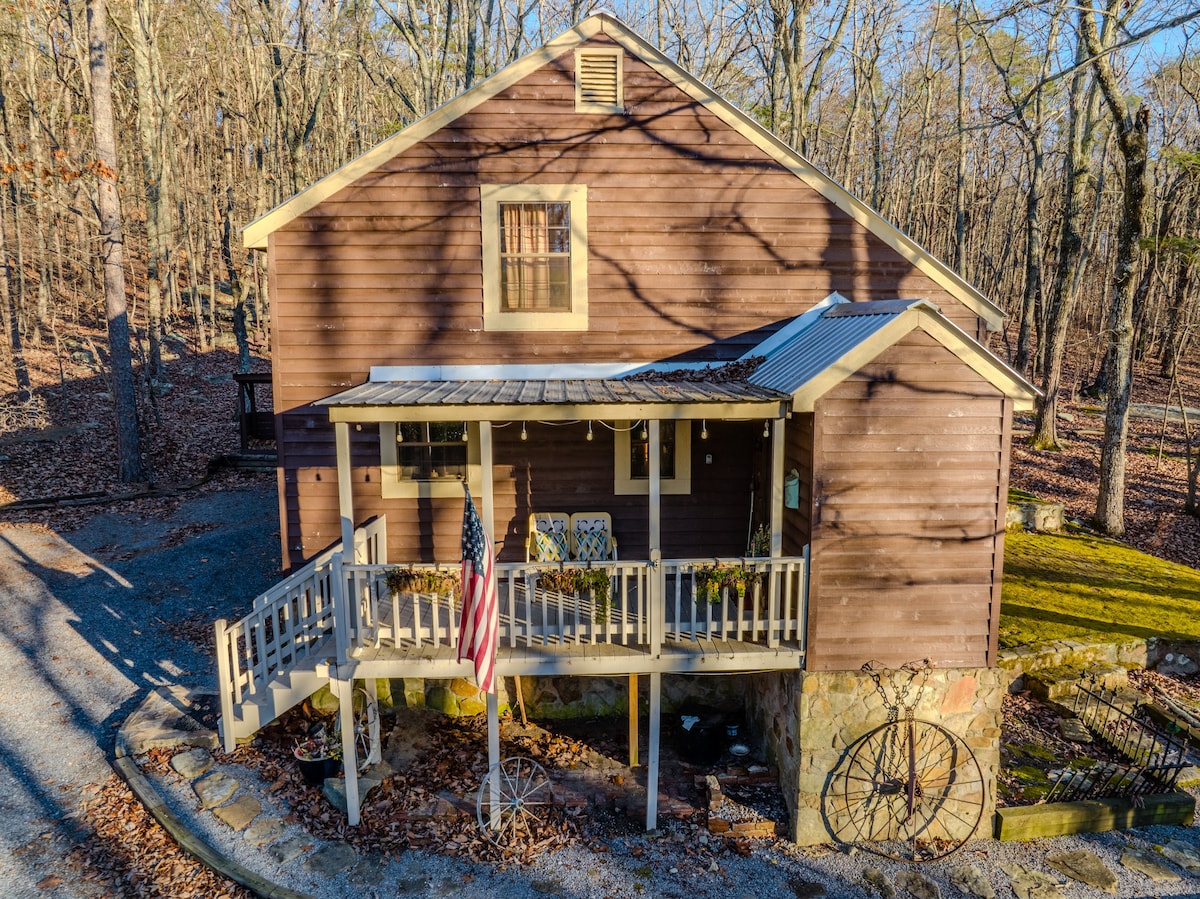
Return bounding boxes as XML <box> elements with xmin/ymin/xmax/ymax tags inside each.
<box><xmin>1030</xmin><ymin>27</ymin><xmax>1102</xmax><ymax>451</ymax></box>
<box><xmin>1082</xmin><ymin>1</ymin><xmax>1151</xmax><ymax>537</ymax></box>
<box><xmin>88</xmin><ymin>0</ymin><xmax>147</xmax><ymax>483</ymax></box>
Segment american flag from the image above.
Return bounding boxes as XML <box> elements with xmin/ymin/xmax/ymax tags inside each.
<box><xmin>457</xmin><ymin>485</ymin><xmax>498</xmax><ymax>694</ymax></box>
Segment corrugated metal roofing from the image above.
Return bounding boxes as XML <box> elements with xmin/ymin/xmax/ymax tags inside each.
<box><xmin>748</xmin><ymin>302</ymin><xmax>913</xmax><ymax>395</ymax></box>
<box><xmin>316</xmin><ymin>378</ymin><xmax>789</xmax><ymax>408</ymax></box>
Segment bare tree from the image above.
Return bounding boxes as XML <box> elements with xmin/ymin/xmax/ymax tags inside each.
<box><xmin>87</xmin><ymin>0</ymin><xmax>146</xmax><ymax>482</ymax></box>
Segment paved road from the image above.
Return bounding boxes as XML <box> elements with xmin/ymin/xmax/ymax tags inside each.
<box><xmin>0</xmin><ymin>484</ymin><xmax>280</xmax><ymax>898</ymax></box>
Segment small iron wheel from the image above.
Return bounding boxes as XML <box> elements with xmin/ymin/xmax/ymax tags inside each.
<box><xmin>475</xmin><ymin>757</ymin><xmax>553</xmax><ymax>849</ymax></box>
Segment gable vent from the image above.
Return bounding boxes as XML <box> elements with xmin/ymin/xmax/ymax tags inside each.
<box><xmin>575</xmin><ymin>49</ymin><xmax>623</xmax><ymax>113</ymax></box>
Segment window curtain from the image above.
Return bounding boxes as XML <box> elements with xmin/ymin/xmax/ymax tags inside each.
<box><xmin>500</xmin><ymin>203</ymin><xmax>569</xmax><ymax>310</ymax></box>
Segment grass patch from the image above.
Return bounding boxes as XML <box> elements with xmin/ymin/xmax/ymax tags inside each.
<box><xmin>1000</xmin><ymin>529</ymin><xmax>1200</xmax><ymax>649</ymax></box>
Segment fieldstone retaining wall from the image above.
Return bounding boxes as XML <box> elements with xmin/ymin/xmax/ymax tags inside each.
<box><xmin>999</xmin><ymin>638</ymin><xmax>1200</xmax><ymax>689</ymax></box>
<box><xmin>749</xmin><ymin>667</ymin><xmax>1006</xmax><ymax>845</ymax></box>
<box><xmin>391</xmin><ymin>673</ymin><xmax>752</xmax><ymax>719</ymax></box>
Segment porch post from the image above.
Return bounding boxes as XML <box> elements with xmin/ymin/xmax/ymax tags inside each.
<box><xmin>768</xmin><ymin>419</ymin><xmax>785</xmax><ymax>648</ymax></box>
<box><xmin>335</xmin><ymin>674</ymin><xmax>361</xmax><ymax>825</ymax></box>
<box><xmin>770</xmin><ymin>419</ymin><xmax>784</xmax><ymax>556</ymax></box>
<box><xmin>480</xmin><ymin>420</ymin><xmax>500</xmax><ymax>823</ymax></box>
<box><xmin>334</xmin><ymin>421</ymin><xmax>355</xmax><ymax>561</ymax></box>
<box><xmin>648</xmin><ymin>420</ymin><xmax>661</xmax><ymax>552</ymax></box>
<box><xmin>479</xmin><ymin>421</ymin><xmax>494</xmax><ymax>540</ymax></box>
<box><xmin>646</xmin><ymin>670</ymin><xmax>661</xmax><ymax>831</ymax></box>
<box><xmin>648</xmin><ymin>419</ymin><xmax>664</xmax><ymax>655</ymax></box>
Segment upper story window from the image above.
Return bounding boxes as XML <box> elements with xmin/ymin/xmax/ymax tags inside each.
<box><xmin>481</xmin><ymin>184</ymin><xmax>588</xmax><ymax>331</ymax></box>
<box><xmin>499</xmin><ymin>201</ymin><xmax>572</xmax><ymax>312</ymax></box>
<box><xmin>575</xmin><ymin>49</ymin><xmax>624</xmax><ymax>113</ymax></box>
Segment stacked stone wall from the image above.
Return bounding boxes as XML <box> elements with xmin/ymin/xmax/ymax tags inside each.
<box><xmin>750</xmin><ymin>667</ymin><xmax>1005</xmax><ymax>845</ymax></box>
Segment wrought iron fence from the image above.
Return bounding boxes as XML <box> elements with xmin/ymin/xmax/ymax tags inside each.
<box><xmin>1045</xmin><ymin>681</ymin><xmax>1191</xmax><ymax>803</ymax></box>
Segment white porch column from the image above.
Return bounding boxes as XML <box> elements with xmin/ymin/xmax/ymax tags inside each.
<box><xmin>480</xmin><ymin>420</ymin><xmax>501</xmax><ymax>821</ymax></box>
<box><xmin>646</xmin><ymin>422</ymin><xmax>662</xmax><ymax>832</ymax></box>
<box><xmin>334</xmin><ymin>421</ymin><xmax>355</xmax><ymax>561</ymax></box>
<box><xmin>768</xmin><ymin>419</ymin><xmax>785</xmax><ymax>649</ymax></box>
<box><xmin>646</xmin><ymin>671</ymin><xmax>661</xmax><ymax>831</ymax></box>
<box><xmin>770</xmin><ymin>419</ymin><xmax>785</xmax><ymax>556</ymax></box>
<box><xmin>648</xmin><ymin>420</ymin><xmax>661</xmax><ymax>553</ymax></box>
<box><xmin>335</xmin><ymin>674</ymin><xmax>361</xmax><ymax>825</ymax></box>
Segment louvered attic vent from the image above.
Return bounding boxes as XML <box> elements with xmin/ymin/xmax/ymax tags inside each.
<box><xmin>575</xmin><ymin>49</ymin><xmax>624</xmax><ymax>113</ymax></box>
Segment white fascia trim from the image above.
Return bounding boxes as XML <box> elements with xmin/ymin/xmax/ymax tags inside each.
<box><xmin>369</xmin><ymin>361</ymin><xmax>719</xmax><ymax>382</ymax></box>
<box><xmin>738</xmin><ymin>292</ymin><xmax>849</xmax><ymax>362</ymax></box>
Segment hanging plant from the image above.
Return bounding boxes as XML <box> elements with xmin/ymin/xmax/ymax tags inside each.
<box><xmin>694</xmin><ymin>563</ymin><xmax>756</xmax><ymax>604</ymax></box>
<box><xmin>537</xmin><ymin>567</ymin><xmax>612</xmax><ymax>624</ymax></box>
<box><xmin>385</xmin><ymin>567</ymin><xmax>460</xmax><ymax>596</ymax></box>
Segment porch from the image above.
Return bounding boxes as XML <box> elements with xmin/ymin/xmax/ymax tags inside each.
<box><xmin>216</xmin><ymin>517</ymin><xmax>807</xmax><ymax>829</ymax></box>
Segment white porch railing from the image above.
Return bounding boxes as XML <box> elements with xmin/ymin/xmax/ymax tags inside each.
<box><xmin>337</xmin><ymin>552</ymin><xmax>808</xmax><ymax>660</ymax></box>
<box><xmin>217</xmin><ymin>534</ymin><xmax>807</xmax><ymax>745</ymax></box>
<box><xmin>216</xmin><ymin>518</ymin><xmax>387</xmax><ymax>735</ymax></box>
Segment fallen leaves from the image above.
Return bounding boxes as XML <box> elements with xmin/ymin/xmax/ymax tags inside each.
<box><xmin>69</xmin><ymin>774</ymin><xmax>254</xmax><ymax>898</ymax></box>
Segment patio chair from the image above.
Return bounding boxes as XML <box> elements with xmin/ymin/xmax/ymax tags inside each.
<box><xmin>569</xmin><ymin>512</ymin><xmax>618</xmax><ymax>561</ymax></box>
<box><xmin>526</xmin><ymin>511</ymin><xmax>571</xmax><ymax>563</ymax></box>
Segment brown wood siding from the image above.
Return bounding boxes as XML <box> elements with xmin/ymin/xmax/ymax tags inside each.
<box><xmin>783</xmin><ymin>413</ymin><xmax>813</xmax><ymax>555</ymax></box>
<box><xmin>804</xmin><ymin>334</ymin><xmax>1008</xmax><ymax>672</ymax></box>
<box><xmin>269</xmin><ymin>35</ymin><xmax>993</xmax><ymax>567</ymax></box>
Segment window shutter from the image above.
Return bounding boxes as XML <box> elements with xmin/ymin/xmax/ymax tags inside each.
<box><xmin>575</xmin><ymin>50</ymin><xmax>623</xmax><ymax>112</ymax></box>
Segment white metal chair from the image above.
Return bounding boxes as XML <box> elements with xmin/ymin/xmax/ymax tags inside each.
<box><xmin>526</xmin><ymin>511</ymin><xmax>571</xmax><ymax>563</ymax></box>
<box><xmin>569</xmin><ymin>512</ymin><xmax>618</xmax><ymax>561</ymax></box>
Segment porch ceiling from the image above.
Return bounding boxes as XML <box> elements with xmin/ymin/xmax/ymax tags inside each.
<box><xmin>317</xmin><ymin>377</ymin><xmax>790</xmax><ymax>422</ymax></box>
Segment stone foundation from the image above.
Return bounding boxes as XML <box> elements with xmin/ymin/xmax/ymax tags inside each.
<box><xmin>392</xmin><ymin>672</ymin><xmax>752</xmax><ymax>719</ymax></box>
<box><xmin>749</xmin><ymin>666</ymin><xmax>1005</xmax><ymax>845</ymax></box>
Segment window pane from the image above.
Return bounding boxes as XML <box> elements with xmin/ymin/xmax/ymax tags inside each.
<box><xmin>396</xmin><ymin>422</ymin><xmax>467</xmax><ymax>481</ymax></box>
<box><xmin>630</xmin><ymin>421</ymin><xmax>676</xmax><ymax>479</ymax></box>
<box><xmin>498</xmin><ymin>201</ymin><xmax>572</xmax><ymax>312</ymax></box>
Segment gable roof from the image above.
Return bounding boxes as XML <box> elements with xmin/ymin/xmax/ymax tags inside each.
<box><xmin>242</xmin><ymin>15</ymin><xmax>1005</xmax><ymax>331</ymax></box>
<box><xmin>749</xmin><ymin>299</ymin><xmax>1039</xmax><ymax>411</ymax></box>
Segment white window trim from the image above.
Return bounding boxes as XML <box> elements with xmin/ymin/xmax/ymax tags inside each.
<box><xmin>480</xmin><ymin>183</ymin><xmax>588</xmax><ymax>332</ymax></box>
<box><xmin>614</xmin><ymin>420</ymin><xmax>692</xmax><ymax>496</ymax></box>
<box><xmin>574</xmin><ymin>48</ymin><xmax>624</xmax><ymax>114</ymax></box>
<box><xmin>379</xmin><ymin>422</ymin><xmax>482</xmax><ymax>499</ymax></box>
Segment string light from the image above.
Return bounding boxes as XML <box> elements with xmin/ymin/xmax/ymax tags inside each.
<box><xmin>640</xmin><ymin>422</ymin><xmax>648</xmax><ymax>440</ymax></box>
<box><xmin>586</xmin><ymin>421</ymin><xmax>594</xmax><ymax>441</ymax></box>
<box><xmin>700</xmin><ymin>420</ymin><xmax>708</xmax><ymax>440</ymax></box>
<box><xmin>396</xmin><ymin>428</ymin><xmax>403</xmax><ymax>443</ymax></box>
<box><xmin>520</xmin><ymin>422</ymin><xmax>528</xmax><ymax>441</ymax></box>
<box><xmin>461</xmin><ymin>422</ymin><xmax>469</xmax><ymax>442</ymax></box>
<box><xmin>762</xmin><ymin>421</ymin><xmax>770</xmax><ymax>438</ymax></box>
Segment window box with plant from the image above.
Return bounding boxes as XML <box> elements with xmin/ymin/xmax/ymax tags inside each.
<box><xmin>384</xmin><ymin>568</ymin><xmax>461</xmax><ymax>598</ymax></box>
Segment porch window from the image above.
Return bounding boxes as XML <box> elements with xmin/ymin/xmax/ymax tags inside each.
<box><xmin>379</xmin><ymin>422</ymin><xmax>480</xmax><ymax>499</ymax></box>
<box><xmin>614</xmin><ymin>420</ymin><xmax>692</xmax><ymax>495</ymax></box>
<box><xmin>630</xmin><ymin>421</ymin><xmax>676</xmax><ymax>479</ymax></box>
<box><xmin>481</xmin><ymin>184</ymin><xmax>588</xmax><ymax>331</ymax></box>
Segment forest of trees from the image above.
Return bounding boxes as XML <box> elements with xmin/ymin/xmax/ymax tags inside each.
<box><xmin>0</xmin><ymin>0</ymin><xmax>1197</xmax><ymax>533</ymax></box>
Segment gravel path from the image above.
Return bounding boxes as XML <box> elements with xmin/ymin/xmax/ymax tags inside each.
<box><xmin>4</xmin><ymin>481</ymin><xmax>1200</xmax><ymax>898</ymax></box>
<box><xmin>0</xmin><ymin>483</ymin><xmax>279</xmax><ymax>897</ymax></box>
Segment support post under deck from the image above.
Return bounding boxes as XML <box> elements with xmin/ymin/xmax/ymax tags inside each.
<box><xmin>646</xmin><ymin>671</ymin><xmax>661</xmax><ymax>832</ymax></box>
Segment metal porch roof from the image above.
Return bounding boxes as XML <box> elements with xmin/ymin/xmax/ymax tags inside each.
<box><xmin>316</xmin><ymin>377</ymin><xmax>789</xmax><ymax>412</ymax></box>
<box><xmin>748</xmin><ymin>300</ymin><xmax>923</xmax><ymax>395</ymax></box>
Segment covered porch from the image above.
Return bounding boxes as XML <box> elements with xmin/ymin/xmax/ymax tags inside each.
<box><xmin>217</xmin><ymin>371</ymin><xmax>809</xmax><ymax>829</ymax></box>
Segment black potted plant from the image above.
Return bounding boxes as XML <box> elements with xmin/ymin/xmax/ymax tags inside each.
<box><xmin>293</xmin><ymin>722</ymin><xmax>342</xmax><ymax>785</ymax></box>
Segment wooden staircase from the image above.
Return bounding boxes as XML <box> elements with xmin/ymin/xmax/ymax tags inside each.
<box><xmin>216</xmin><ymin>519</ymin><xmax>387</xmax><ymax>751</ymax></box>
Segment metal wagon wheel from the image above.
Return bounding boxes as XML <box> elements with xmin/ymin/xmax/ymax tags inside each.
<box><xmin>475</xmin><ymin>757</ymin><xmax>554</xmax><ymax>849</ymax></box>
<box><xmin>829</xmin><ymin>718</ymin><xmax>985</xmax><ymax>862</ymax></box>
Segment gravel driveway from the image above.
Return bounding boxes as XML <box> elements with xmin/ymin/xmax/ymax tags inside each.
<box><xmin>5</xmin><ymin>481</ymin><xmax>1200</xmax><ymax>899</ymax></box>
<box><xmin>0</xmin><ymin>483</ymin><xmax>280</xmax><ymax>898</ymax></box>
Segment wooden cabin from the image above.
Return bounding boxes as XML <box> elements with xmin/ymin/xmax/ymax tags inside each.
<box><xmin>218</xmin><ymin>13</ymin><xmax>1038</xmax><ymax>835</ymax></box>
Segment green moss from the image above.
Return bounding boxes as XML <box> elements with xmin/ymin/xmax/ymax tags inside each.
<box><xmin>1008</xmin><ymin>488</ymin><xmax>1041</xmax><ymax>503</ymax></box>
<box><xmin>1068</xmin><ymin>757</ymin><xmax>1098</xmax><ymax>770</ymax></box>
<box><xmin>1019</xmin><ymin>783</ymin><xmax>1053</xmax><ymax>802</ymax></box>
<box><xmin>1010</xmin><ymin>764</ymin><xmax>1051</xmax><ymax>784</ymax></box>
<box><xmin>1001</xmin><ymin>530</ymin><xmax>1200</xmax><ymax>649</ymax></box>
